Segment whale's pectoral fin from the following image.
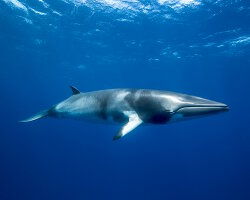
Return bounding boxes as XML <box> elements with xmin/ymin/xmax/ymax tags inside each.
<box><xmin>113</xmin><ymin>112</ymin><xmax>143</xmax><ymax>140</ymax></box>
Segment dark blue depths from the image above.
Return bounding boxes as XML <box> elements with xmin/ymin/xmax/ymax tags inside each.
<box><xmin>0</xmin><ymin>0</ymin><xmax>250</xmax><ymax>199</ymax></box>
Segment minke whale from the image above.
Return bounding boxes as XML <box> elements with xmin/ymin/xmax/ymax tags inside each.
<box><xmin>20</xmin><ymin>86</ymin><xmax>229</xmax><ymax>140</ymax></box>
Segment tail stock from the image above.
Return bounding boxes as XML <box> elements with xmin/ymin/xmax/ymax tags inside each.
<box><xmin>19</xmin><ymin>109</ymin><xmax>50</xmax><ymax>123</ymax></box>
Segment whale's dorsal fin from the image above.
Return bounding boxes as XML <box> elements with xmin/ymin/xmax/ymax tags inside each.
<box><xmin>113</xmin><ymin>111</ymin><xmax>143</xmax><ymax>140</ymax></box>
<box><xmin>70</xmin><ymin>86</ymin><xmax>81</xmax><ymax>95</ymax></box>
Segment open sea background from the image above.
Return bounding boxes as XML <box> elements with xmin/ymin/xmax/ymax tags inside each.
<box><xmin>0</xmin><ymin>0</ymin><xmax>250</xmax><ymax>199</ymax></box>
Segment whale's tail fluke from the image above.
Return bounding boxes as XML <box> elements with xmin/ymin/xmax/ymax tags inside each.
<box><xmin>19</xmin><ymin>109</ymin><xmax>50</xmax><ymax>123</ymax></box>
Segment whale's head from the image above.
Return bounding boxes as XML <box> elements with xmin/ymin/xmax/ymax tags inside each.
<box><xmin>169</xmin><ymin>93</ymin><xmax>229</xmax><ymax>122</ymax></box>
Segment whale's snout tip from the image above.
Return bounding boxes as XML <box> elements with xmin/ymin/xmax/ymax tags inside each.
<box><xmin>223</xmin><ymin>105</ymin><xmax>230</xmax><ymax>111</ymax></box>
<box><xmin>217</xmin><ymin>103</ymin><xmax>229</xmax><ymax>112</ymax></box>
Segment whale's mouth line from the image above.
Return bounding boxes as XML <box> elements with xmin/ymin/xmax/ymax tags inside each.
<box><xmin>174</xmin><ymin>104</ymin><xmax>229</xmax><ymax>113</ymax></box>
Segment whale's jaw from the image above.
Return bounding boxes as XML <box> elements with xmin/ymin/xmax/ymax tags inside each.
<box><xmin>175</xmin><ymin>104</ymin><xmax>229</xmax><ymax>117</ymax></box>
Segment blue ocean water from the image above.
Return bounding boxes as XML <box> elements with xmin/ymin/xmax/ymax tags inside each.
<box><xmin>1</xmin><ymin>0</ymin><xmax>250</xmax><ymax>199</ymax></box>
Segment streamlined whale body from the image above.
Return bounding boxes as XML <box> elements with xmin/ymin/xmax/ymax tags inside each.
<box><xmin>20</xmin><ymin>86</ymin><xmax>229</xmax><ymax>140</ymax></box>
